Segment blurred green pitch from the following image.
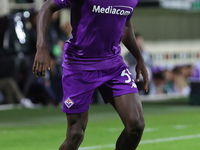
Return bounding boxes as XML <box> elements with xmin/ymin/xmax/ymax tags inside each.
<box><xmin>0</xmin><ymin>98</ymin><xmax>200</xmax><ymax>150</ymax></box>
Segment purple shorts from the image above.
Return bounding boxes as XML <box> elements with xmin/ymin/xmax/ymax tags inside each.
<box><xmin>62</xmin><ymin>63</ymin><xmax>139</xmax><ymax>114</ymax></box>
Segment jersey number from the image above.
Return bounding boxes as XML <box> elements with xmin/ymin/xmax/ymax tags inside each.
<box><xmin>121</xmin><ymin>69</ymin><xmax>137</xmax><ymax>88</ymax></box>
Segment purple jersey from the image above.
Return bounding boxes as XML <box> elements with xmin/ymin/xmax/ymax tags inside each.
<box><xmin>54</xmin><ymin>0</ymin><xmax>139</xmax><ymax>70</ymax></box>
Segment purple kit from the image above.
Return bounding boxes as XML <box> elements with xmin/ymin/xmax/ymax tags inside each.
<box><xmin>62</xmin><ymin>64</ymin><xmax>138</xmax><ymax>114</ymax></box>
<box><xmin>54</xmin><ymin>0</ymin><xmax>139</xmax><ymax>113</ymax></box>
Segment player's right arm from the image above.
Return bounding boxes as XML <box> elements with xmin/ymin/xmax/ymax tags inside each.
<box><xmin>122</xmin><ymin>19</ymin><xmax>149</xmax><ymax>92</ymax></box>
<box><xmin>32</xmin><ymin>0</ymin><xmax>61</xmax><ymax>77</ymax></box>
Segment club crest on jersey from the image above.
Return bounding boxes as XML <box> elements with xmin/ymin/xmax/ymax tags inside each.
<box><xmin>64</xmin><ymin>97</ymin><xmax>74</xmax><ymax>109</ymax></box>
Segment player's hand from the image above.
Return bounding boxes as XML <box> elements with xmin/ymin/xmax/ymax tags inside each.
<box><xmin>135</xmin><ymin>59</ymin><xmax>149</xmax><ymax>92</ymax></box>
<box><xmin>32</xmin><ymin>46</ymin><xmax>51</xmax><ymax>77</ymax></box>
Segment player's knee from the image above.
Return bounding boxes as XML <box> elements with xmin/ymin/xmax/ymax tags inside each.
<box><xmin>68</xmin><ymin>125</ymin><xmax>85</xmax><ymax>145</ymax></box>
<box><xmin>59</xmin><ymin>128</ymin><xmax>85</xmax><ymax>150</ymax></box>
<box><xmin>71</xmin><ymin>128</ymin><xmax>85</xmax><ymax>141</ymax></box>
<box><xmin>126</xmin><ymin>116</ymin><xmax>145</xmax><ymax>137</ymax></box>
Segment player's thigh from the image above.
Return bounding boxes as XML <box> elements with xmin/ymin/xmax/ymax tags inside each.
<box><xmin>112</xmin><ymin>93</ymin><xmax>144</xmax><ymax>128</ymax></box>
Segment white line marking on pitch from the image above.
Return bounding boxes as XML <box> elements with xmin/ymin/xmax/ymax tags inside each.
<box><xmin>140</xmin><ymin>134</ymin><xmax>200</xmax><ymax>144</ymax></box>
<box><xmin>79</xmin><ymin>144</ymin><xmax>114</xmax><ymax>150</ymax></box>
<box><xmin>79</xmin><ymin>134</ymin><xmax>200</xmax><ymax>150</ymax></box>
<box><xmin>174</xmin><ymin>125</ymin><xmax>187</xmax><ymax>129</ymax></box>
<box><xmin>144</xmin><ymin>128</ymin><xmax>158</xmax><ymax>132</ymax></box>
<box><xmin>108</xmin><ymin>128</ymin><xmax>158</xmax><ymax>133</ymax></box>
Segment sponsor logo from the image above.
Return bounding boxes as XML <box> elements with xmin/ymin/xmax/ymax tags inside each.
<box><xmin>92</xmin><ymin>5</ymin><xmax>133</xmax><ymax>16</ymax></box>
<box><xmin>64</xmin><ymin>97</ymin><xmax>74</xmax><ymax>109</ymax></box>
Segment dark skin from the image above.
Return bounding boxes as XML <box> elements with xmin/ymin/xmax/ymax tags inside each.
<box><xmin>32</xmin><ymin>0</ymin><xmax>148</xmax><ymax>150</ymax></box>
<box><xmin>122</xmin><ymin>20</ymin><xmax>148</xmax><ymax>92</ymax></box>
<box><xmin>32</xmin><ymin>0</ymin><xmax>59</xmax><ymax>77</ymax></box>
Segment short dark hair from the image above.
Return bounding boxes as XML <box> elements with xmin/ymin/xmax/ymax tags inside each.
<box><xmin>172</xmin><ymin>67</ymin><xmax>182</xmax><ymax>75</ymax></box>
<box><xmin>153</xmin><ymin>72</ymin><xmax>164</xmax><ymax>80</ymax></box>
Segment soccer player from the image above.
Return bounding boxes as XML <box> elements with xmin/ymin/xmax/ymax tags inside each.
<box><xmin>32</xmin><ymin>0</ymin><xmax>149</xmax><ymax>149</ymax></box>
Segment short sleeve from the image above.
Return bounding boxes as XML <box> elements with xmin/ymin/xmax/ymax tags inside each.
<box><xmin>127</xmin><ymin>13</ymin><xmax>133</xmax><ymax>20</ymax></box>
<box><xmin>54</xmin><ymin>0</ymin><xmax>71</xmax><ymax>8</ymax></box>
<box><xmin>127</xmin><ymin>0</ymin><xmax>139</xmax><ymax>20</ymax></box>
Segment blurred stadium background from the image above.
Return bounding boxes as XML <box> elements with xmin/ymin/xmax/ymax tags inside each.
<box><xmin>0</xmin><ymin>0</ymin><xmax>200</xmax><ymax>149</ymax></box>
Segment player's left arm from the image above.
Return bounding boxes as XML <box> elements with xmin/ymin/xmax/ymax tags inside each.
<box><xmin>122</xmin><ymin>19</ymin><xmax>149</xmax><ymax>92</ymax></box>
